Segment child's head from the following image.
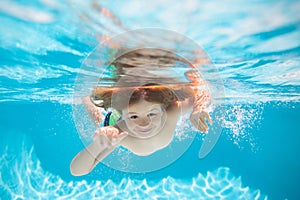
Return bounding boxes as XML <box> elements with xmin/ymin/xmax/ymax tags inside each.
<box><xmin>92</xmin><ymin>84</ymin><xmax>177</xmax><ymax>138</ymax></box>
<box><xmin>122</xmin><ymin>98</ymin><xmax>167</xmax><ymax>139</ymax></box>
<box><xmin>120</xmin><ymin>84</ymin><xmax>176</xmax><ymax>138</ymax></box>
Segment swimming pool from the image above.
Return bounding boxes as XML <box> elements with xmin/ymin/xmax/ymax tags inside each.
<box><xmin>0</xmin><ymin>0</ymin><xmax>299</xmax><ymax>199</ymax></box>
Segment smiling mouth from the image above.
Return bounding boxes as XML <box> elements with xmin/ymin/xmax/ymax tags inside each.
<box><xmin>136</xmin><ymin>127</ymin><xmax>153</xmax><ymax>134</ymax></box>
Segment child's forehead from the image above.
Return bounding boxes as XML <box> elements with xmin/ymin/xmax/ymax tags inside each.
<box><xmin>125</xmin><ymin>100</ymin><xmax>163</xmax><ymax>112</ymax></box>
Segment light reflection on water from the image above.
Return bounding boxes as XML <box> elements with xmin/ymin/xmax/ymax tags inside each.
<box><xmin>0</xmin><ymin>0</ymin><xmax>299</xmax><ymax>103</ymax></box>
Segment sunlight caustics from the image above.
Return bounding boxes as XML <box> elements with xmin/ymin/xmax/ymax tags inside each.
<box><xmin>0</xmin><ymin>135</ymin><xmax>266</xmax><ymax>199</ymax></box>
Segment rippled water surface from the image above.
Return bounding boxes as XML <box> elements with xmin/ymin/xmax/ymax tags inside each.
<box><xmin>0</xmin><ymin>0</ymin><xmax>300</xmax><ymax>199</ymax></box>
<box><xmin>1</xmin><ymin>0</ymin><xmax>299</xmax><ymax>103</ymax></box>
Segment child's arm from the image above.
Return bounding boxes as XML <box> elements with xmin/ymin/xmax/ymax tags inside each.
<box><xmin>189</xmin><ymin>88</ymin><xmax>212</xmax><ymax>133</ymax></box>
<box><xmin>192</xmin><ymin>89</ymin><xmax>211</xmax><ymax>113</ymax></box>
<box><xmin>70</xmin><ymin>127</ymin><xmax>127</xmax><ymax>176</ymax></box>
<box><xmin>82</xmin><ymin>95</ymin><xmax>104</xmax><ymax>126</ymax></box>
<box><xmin>183</xmin><ymin>70</ymin><xmax>212</xmax><ymax>133</ymax></box>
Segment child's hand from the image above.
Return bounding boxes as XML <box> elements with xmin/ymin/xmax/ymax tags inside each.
<box><xmin>93</xmin><ymin>126</ymin><xmax>128</xmax><ymax>146</ymax></box>
<box><xmin>189</xmin><ymin>111</ymin><xmax>212</xmax><ymax>133</ymax></box>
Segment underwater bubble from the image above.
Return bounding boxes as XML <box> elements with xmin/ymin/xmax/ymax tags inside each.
<box><xmin>220</xmin><ymin>102</ymin><xmax>264</xmax><ymax>151</ymax></box>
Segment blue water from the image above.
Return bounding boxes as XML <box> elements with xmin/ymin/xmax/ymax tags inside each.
<box><xmin>1</xmin><ymin>0</ymin><xmax>300</xmax><ymax>199</ymax></box>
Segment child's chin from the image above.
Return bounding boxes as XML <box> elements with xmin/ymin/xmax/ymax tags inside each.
<box><xmin>133</xmin><ymin>130</ymin><xmax>158</xmax><ymax>138</ymax></box>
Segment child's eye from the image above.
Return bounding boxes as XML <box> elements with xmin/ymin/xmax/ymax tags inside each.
<box><xmin>129</xmin><ymin>115</ymin><xmax>138</xmax><ymax>119</ymax></box>
<box><xmin>147</xmin><ymin>113</ymin><xmax>157</xmax><ymax>117</ymax></box>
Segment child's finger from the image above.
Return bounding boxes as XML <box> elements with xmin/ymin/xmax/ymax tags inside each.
<box><xmin>203</xmin><ymin>111</ymin><xmax>213</xmax><ymax>124</ymax></box>
<box><xmin>93</xmin><ymin>128</ymin><xmax>102</xmax><ymax>140</ymax></box>
<box><xmin>111</xmin><ymin>132</ymin><xmax>128</xmax><ymax>146</ymax></box>
<box><xmin>118</xmin><ymin>132</ymin><xmax>128</xmax><ymax>140</ymax></box>
<box><xmin>199</xmin><ymin>119</ymin><xmax>208</xmax><ymax>133</ymax></box>
<box><xmin>193</xmin><ymin>118</ymin><xmax>206</xmax><ymax>133</ymax></box>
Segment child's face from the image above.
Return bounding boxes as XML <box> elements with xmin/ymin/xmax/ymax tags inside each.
<box><xmin>122</xmin><ymin>99</ymin><xmax>166</xmax><ymax>139</ymax></box>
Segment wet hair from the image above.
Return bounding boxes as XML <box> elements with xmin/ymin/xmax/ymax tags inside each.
<box><xmin>91</xmin><ymin>84</ymin><xmax>181</xmax><ymax>112</ymax></box>
<box><xmin>91</xmin><ymin>48</ymin><xmax>195</xmax><ymax>112</ymax></box>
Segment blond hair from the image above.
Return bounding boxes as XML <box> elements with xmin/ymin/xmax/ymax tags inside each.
<box><xmin>91</xmin><ymin>48</ymin><xmax>195</xmax><ymax>111</ymax></box>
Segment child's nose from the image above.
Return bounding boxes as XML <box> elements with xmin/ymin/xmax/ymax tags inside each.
<box><xmin>137</xmin><ymin>117</ymin><xmax>150</xmax><ymax>127</ymax></box>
